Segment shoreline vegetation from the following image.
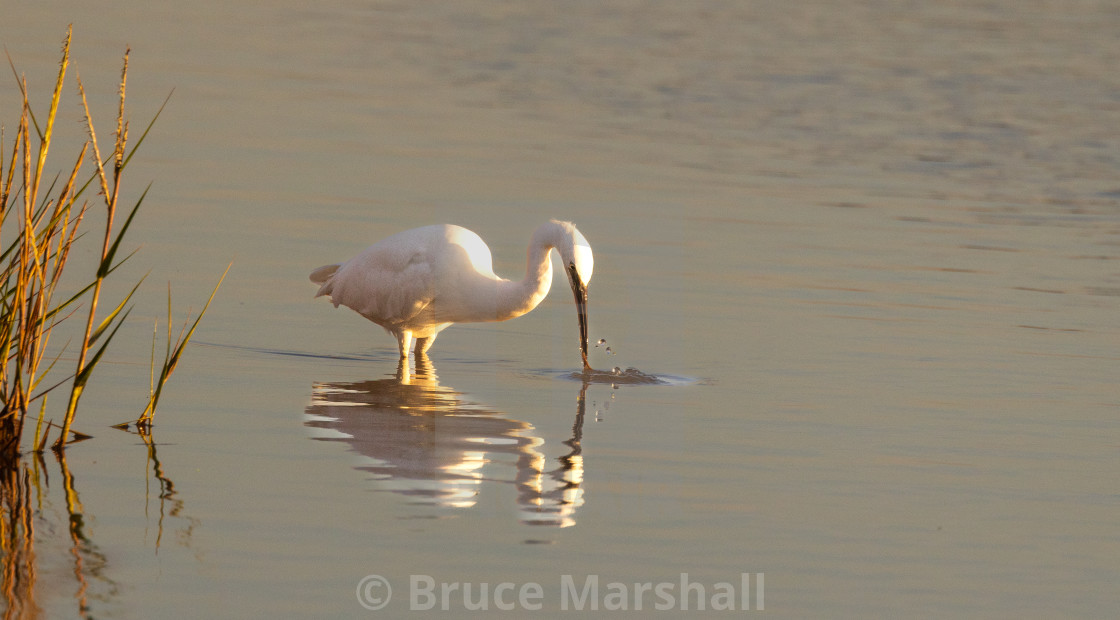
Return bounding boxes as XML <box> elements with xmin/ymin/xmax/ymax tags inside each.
<box><xmin>0</xmin><ymin>26</ymin><xmax>227</xmax><ymax>464</ymax></box>
<box><xmin>2</xmin><ymin>29</ymin><xmax>223</xmax><ymax>615</ymax></box>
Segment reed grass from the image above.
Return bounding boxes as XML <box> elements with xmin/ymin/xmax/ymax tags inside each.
<box><xmin>0</xmin><ymin>28</ymin><xmax>222</xmax><ymax>463</ymax></box>
<box><xmin>133</xmin><ymin>265</ymin><xmax>230</xmax><ymax>430</ymax></box>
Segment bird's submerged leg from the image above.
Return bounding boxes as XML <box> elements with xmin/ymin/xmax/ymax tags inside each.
<box><xmin>396</xmin><ymin>331</ymin><xmax>413</xmax><ymax>359</ymax></box>
<box><xmin>415</xmin><ymin>335</ymin><xmax>437</xmax><ymax>355</ymax></box>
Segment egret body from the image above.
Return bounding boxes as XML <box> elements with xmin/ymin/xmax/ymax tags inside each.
<box><xmin>310</xmin><ymin>220</ymin><xmax>593</xmax><ymax>368</ymax></box>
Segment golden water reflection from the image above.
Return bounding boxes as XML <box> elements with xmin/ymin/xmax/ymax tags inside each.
<box><xmin>306</xmin><ymin>355</ymin><xmax>587</xmax><ymax>527</ymax></box>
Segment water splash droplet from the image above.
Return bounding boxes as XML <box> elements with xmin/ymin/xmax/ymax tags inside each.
<box><xmin>595</xmin><ymin>338</ymin><xmax>606</xmax><ymax>347</ymax></box>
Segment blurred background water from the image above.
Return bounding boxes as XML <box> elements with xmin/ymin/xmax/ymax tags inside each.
<box><xmin>2</xmin><ymin>1</ymin><xmax>1118</xmax><ymax>617</ymax></box>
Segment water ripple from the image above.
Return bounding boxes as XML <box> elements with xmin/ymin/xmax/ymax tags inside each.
<box><xmin>527</xmin><ymin>366</ymin><xmax>699</xmax><ymax>386</ymax></box>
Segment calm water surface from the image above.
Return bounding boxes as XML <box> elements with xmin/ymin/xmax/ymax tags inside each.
<box><xmin>2</xmin><ymin>1</ymin><xmax>1119</xmax><ymax>617</ymax></box>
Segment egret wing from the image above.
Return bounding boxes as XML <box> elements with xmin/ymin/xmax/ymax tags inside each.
<box><xmin>328</xmin><ymin>245</ymin><xmax>436</xmax><ymax>326</ymax></box>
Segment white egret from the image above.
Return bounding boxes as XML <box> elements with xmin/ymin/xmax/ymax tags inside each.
<box><xmin>310</xmin><ymin>220</ymin><xmax>594</xmax><ymax>368</ymax></box>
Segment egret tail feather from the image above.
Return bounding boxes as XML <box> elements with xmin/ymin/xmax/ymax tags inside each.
<box><xmin>310</xmin><ymin>264</ymin><xmax>340</xmax><ymax>285</ymax></box>
<box><xmin>310</xmin><ymin>264</ymin><xmax>341</xmax><ymax>300</ymax></box>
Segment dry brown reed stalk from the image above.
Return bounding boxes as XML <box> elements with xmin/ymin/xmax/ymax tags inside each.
<box><xmin>56</xmin><ymin>45</ymin><xmax>141</xmax><ymax>449</ymax></box>
<box><xmin>0</xmin><ymin>27</ymin><xmax>94</xmax><ymax>460</ymax></box>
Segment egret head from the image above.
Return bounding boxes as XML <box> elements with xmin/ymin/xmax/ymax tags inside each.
<box><xmin>549</xmin><ymin>221</ymin><xmax>594</xmax><ymax>371</ymax></box>
<box><xmin>546</xmin><ymin>221</ymin><xmax>594</xmax><ymax>285</ymax></box>
<box><xmin>569</xmin><ymin>228</ymin><xmax>594</xmax><ymax>287</ymax></box>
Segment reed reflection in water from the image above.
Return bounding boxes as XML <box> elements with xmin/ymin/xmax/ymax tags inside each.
<box><xmin>306</xmin><ymin>355</ymin><xmax>587</xmax><ymax>527</ymax></box>
<box><xmin>0</xmin><ymin>452</ymin><xmax>113</xmax><ymax>619</ymax></box>
<box><xmin>0</xmin><ymin>436</ymin><xmax>191</xmax><ymax>619</ymax></box>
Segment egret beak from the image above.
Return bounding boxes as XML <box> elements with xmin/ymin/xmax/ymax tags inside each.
<box><xmin>567</xmin><ymin>262</ymin><xmax>591</xmax><ymax>371</ymax></box>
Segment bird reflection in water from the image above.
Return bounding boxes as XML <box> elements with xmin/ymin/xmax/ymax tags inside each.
<box><xmin>305</xmin><ymin>354</ymin><xmax>587</xmax><ymax>527</ymax></box>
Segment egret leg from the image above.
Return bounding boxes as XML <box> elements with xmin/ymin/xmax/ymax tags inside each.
<box><xmin>396</xmin><ymin>330</ymin><xmax>413</xmax><ymax>359</ymax></box>
<box><xmin>415</xmin><ymin>334</ymin><xmax>437</xmax><ymax>355</ymax></box>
